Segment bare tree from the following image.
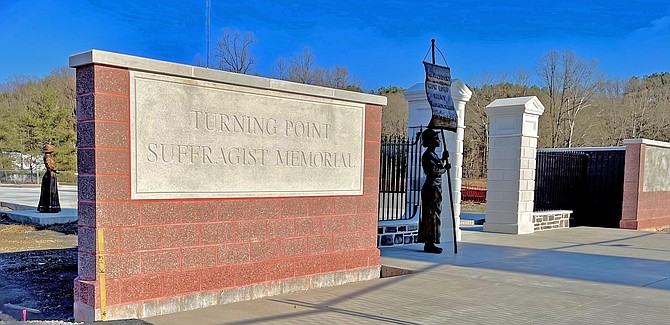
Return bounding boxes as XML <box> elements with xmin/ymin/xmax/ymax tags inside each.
<box><xmin>289</xmin><ymin>47</ymin><xmax>316</xmax><ymax>84</ymax></box>
<box><xmin>537</xmin><ymin>50</ymin><xmax>565</xmax><ymax>147</ymax></box>
<box><xmin>381</xmin><ymin>92</ymin><xmax>408</xmax><ymax>137</ymax></box>
<box><xmin>194</xmin><ymin>54</ymin><xmax>207</xmax><ymax>68</ymax></box>
<box><xmin>323</xmin><ymin>65</ymin><xmax>350</xmax><ymax>89</ymax></box>
<box><xmin>271</xmin><ymin>47</ymin><xmax>356</xmax><ymax>90</ymax></box>
<box><xmin>464</xmin><ymin>73</ymin><xmax>536</xmax><ymax>178</ymax></box>
<box><xmin>270</xmin><ymin>57</ymin><xmax>289</xmax><ymax>80</ymax></box>
<box><xmin>513</xmin><ymin>68</ymin><xmax>530</xmax><ymax>92</ymax></box>
<box><xmin>537</xmin><ymin>50</ymin><xmax>604</xmax><ymax>147</ymax></box>
<box><xmin>214</xmin><ymin>29</ymin><xmax>256</xmax><ymax>74</ymax></box>
<box><xmin>624</xmin><ymin>73</ymin><xmax>670</xmax><ymax>141</ymax></box>
<box><xmin>591</xmin><ymin>79</ymin><xmax>627</xmax><ymax>146</ymax></box>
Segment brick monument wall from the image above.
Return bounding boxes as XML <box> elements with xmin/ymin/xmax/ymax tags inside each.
<box><xmin>71</xmin><ymin>51</ymin><xmax>384</xmax><ymax>321</ymax></box>
<box><xmin>620</xmin><ymin>139</ymin><xmax>670</xmax><ymax>230</ymax></box>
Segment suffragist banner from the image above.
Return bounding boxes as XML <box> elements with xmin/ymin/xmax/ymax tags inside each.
<box><xmin>423</xmin><ymin>61</ymin><xmax>457</xmax><ymax>132</ymax></box>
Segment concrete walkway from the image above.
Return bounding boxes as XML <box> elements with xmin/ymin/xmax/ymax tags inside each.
<box><xmin>0</xmin><ymin>184</ymin><xmax>78</xmax><ymax>225</ymax></box>
<box><xmin>146</xmin><ymin>226</ymin><xmax>670</xmax><ymax>325</ymax></box>
<box><xmin>0</xmin><ymin>184</ymin><xmax>78</xmax><ymax>210</ymax></box>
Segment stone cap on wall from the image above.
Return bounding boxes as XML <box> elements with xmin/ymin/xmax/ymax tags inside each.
<box><xmin>486</xmin><ymin>96</ymin><xmax>545</xmax><ymax>116</ymax></box>
<box><xmin>69</xmin><ymin>49</ymin><xmax>387</xmax><ymax>106</ymax></box>
<box><xmin>623</xmin><ymin>138</ymin><xmax>670</xmax><ymax>149</ymax></box>
<box><xmin>539</xmin><ymin>146</ymin><xmax>625</xmax><ymax>152</ymax></box>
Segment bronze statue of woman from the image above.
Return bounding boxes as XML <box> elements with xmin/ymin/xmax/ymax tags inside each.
<box><xmin>37</xmin><ymin>144</ymin><xmax>61</xmax><ymax>213</ymax></box>
<box><xmin>418</xmin><ymin>129</ymin><xmax>447</xmax><ymax>254</ymax></box>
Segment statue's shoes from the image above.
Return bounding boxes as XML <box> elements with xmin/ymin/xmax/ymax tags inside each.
<box><xmin>423</xmin><ymin>244</ymin><xmax>443</xmax><ymax>254</ymax></box>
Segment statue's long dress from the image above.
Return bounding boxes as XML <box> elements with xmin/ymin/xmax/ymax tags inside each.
<box><xmin>418</xmin><ymin>150</ymin><xmax>446</xmax><ymax>244</ymax></box>
<box><xmin>37</xmin><ymin>155</ymin><xmax>61</xmax><ymax>213</ymax></box>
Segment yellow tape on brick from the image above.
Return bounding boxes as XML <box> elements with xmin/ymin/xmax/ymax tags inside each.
<box><xmin>96</xmin><ymin>228</ymin><xmax>107</xmax><ymax>321</ymax></box>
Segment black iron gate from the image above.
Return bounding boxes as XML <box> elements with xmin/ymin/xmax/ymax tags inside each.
<box><xmin>534</xmin><ymin>148</ymin><xmax>626</xmax><ymax>227</ymax></box>
<box><xmin>378</xmin><ymin>127</ymin><xmax>423</xmax><ymax>221</ymax></box>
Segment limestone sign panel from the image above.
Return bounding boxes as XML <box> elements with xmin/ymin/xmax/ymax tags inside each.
<box><xmin>643</xmin><ymin>146</ymin><xmax>670</xmax><ymax>192</ymax></box>
<box><xmin>130</xmin><ymin>72</ymin><xmax>365</xmax><ymax>199</ymax></box>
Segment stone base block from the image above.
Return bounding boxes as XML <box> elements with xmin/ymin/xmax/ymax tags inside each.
<box><xmin>533</xmin><ymin>210</ymin><xmax>571</xmax><ymax>232</ymax></box>
<box><xmin>378</xmin><ymin>219</ymin><xmax>419</xmax><ymax>247</ymax></box>
<box><xmin>3</xmin><ymin>208</ymin><xmax>77</xmax><ymax>225</ymax></box>
<box><xmin>74</xmin><ymin>266</ymin><xmax>380</xmax><ymax>322</ymax></box>
<box><xmin>620</xmin><ymin>216</ymin><xmax>670</xmax><ymax>230</ymax></box>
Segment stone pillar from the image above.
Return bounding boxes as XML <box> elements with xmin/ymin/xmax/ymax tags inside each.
<box><xmin>444</xmin><ymin>80</ymin><xmax>472</xmax><ymax>241</ymax></box>
<box><xmin>620</xmin><ymin>140</ymin><xmax>644</xmax><ymax>230</ymax></box>
<box><xmin>405</xmin><ymin>83</ymin><xmax>431</xmax><ymax>129</ymax></box>
<box><xmin>620</xmin><ymin>138</ymin><xmax>670</xmax><ymax>230</ymax></box>
<box><xmin>484</xmin><ymin>96</ymin><xmax>544</xmax><ymax>234</ymax></box>
<box><xmin>403</xmin><ymin>80</ymin><xmax>471</xmax><ymax>241</ymax></box>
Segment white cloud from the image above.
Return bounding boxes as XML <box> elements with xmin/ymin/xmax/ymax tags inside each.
<box><xmin>630</xmin><ymin>15</ymin><xmax>670</xmax><ymax>42</ymax></box>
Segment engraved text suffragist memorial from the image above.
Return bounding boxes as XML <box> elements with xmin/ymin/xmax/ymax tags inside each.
<box><xmin>131</xmin><ymin>72</ymin><xmax>364</xmax><ymax>199</ymax></box>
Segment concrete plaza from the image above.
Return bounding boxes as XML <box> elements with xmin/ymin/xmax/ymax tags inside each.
<box><xmin>2</xmin><ymin>184</ymin><xmax>668</xmax><ymax>324</ymax></box>
<box><xmin>0</xmin><ymin>184</ymin><xmax>78</xmax><ymax>210</ymax></box>
<box><xmin>0</xmin><ymin>184</ymin><xmax>78</xmax><ymax>225</ymax></box>
<box><xmin>147</xmin><ymin>226</ymin><xmax>670</xmax><ymax>325</ymax></box>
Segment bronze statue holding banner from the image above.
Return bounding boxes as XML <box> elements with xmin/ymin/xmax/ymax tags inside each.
<box><xmin>37</xmin><ymin>144</ymin><xmax>61</xmax><ymax>213</ymax></box>
<box><xmin>418</xmin><ymin>39</ymin><xmax>458</xmax><ymax>254</ymax></box>
<box><xmin>418</xmin><ymin>129</ymin><xmax>449</xmax><ymax>253</ymax></box>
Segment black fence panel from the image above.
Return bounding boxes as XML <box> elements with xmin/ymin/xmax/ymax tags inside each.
<box><xmin>534</xmin><ymin>149</ymin><xmax>625</xmax><ymax>228</ymax></box>
<box><xmin>378</xmin><ymin>127</ymin><xmax>423</xmax><ymax>221</ymax></box>
<box><xmin>580</xmin><ymin>150</ymin><xmax>626</xmax><ymax>227</ymax></box>
<box><xmin>534</xmin><ymin>152</ymin><xmax>587</xmax><ymax>212</ymax></box>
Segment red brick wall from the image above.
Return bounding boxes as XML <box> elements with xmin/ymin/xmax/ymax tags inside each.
<box><xmin>74</xmin><ymin>64</ymin><xmax>381</xmax><ymax>319</ymax></box>
<box><xmin>620</xmin><ymin>142</ymin><xmax>670</xmax><ymax>230</ymax></box>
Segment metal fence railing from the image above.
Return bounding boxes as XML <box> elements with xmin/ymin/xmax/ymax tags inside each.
<box><xmin>0</xmin><ymin>170</ymin><xmax>41</xmax><ymax>184</ymax></box>
<box><xmin>0</xmin><ymin>170</ymin><xmax>78</xmax><ymax>185</ymax></box>
<box><xmin>378</xmin><ymin>127</ymin><xmax>423</xmax><ymax>221</ymax></box>
<box><xmin>534</xmin><ymin>151</ymin><xmax>587</xmax><ymax>212</ymax></box>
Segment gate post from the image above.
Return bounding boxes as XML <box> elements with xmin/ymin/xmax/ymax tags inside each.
<box><xmin>445</xmin><ymin>80</ymin><xmax>472</xmax><ymax>241</ymax></box>
<box><xmin>484</xmin><ymin>96</ymin><xmax>544</xmax><ymax>234</ymax></box>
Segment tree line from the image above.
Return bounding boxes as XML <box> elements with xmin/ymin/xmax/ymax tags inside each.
<box><xmin>1</xmin><ymin>39</ymin><xmax>668</xmax><ymax>184</ymax></box>
<box><xmin>0</xmin><ymin>68</ymin><xmax>76</xmax><ymax>174</ymax></box>
<box><xmin>0</xmin><ymin>29</ymin><xmax>363</xmax><ymax>175</ymax></box>
<box><xmin>377</xmin><ymin>50</ymin><xmax>670</xmax><ymax>180</ymax></box>
<box><xmin>463</xmin><ymin>50</ymin><xmax>670</xmax><ymax>179</ymax></box>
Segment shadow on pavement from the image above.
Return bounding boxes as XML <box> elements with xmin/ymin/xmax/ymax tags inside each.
<box><xmin>381</xmin><ymin>230</ymin><xmax>670</xmax><ymax>290</ymax></box>
<box><xmin>214</xmin><ymin>264</ymin><xmax>442</xmax><ymax>325</ymax></box>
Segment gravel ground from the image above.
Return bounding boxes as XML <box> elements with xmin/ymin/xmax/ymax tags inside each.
<box><xmin>0</xmin><ymin>213</ymin><xmax>78</xmax><ymax>323</ymax></box>
<box><xmin>461</xmin><ymin>202</ymin><xmax>486</xmax><ymax>214</ymax></box>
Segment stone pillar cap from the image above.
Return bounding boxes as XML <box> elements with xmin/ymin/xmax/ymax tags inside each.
<box><xmin>623</xmin><ymin>138</ymin><xmax>670</xmax><ymax>149</ymax></box>
<box><xmin>486</xmin><ymin>96</ymin><xmax>545</xmax><ymax>116</ymax></box>
<box><xmin>451</xmin><ymin>79</ymin><xmax>472</xmax><ymax>102</ymax></box>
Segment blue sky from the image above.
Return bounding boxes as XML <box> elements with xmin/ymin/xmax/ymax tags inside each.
<box><xmin>1</xmin><ymin>0</ymin><xmax>669</xmax><ymax>90</ymax></box>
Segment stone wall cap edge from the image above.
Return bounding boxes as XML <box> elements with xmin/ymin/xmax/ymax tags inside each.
<box><xmin>623</xmin><ymin>138</ymin><xmax>670</xmax><ymax>148</ymax></box>
<box><xmin>69</xmin><ymin>49</ymin><xmax>387</xmax><ymax>105</ymax></box>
